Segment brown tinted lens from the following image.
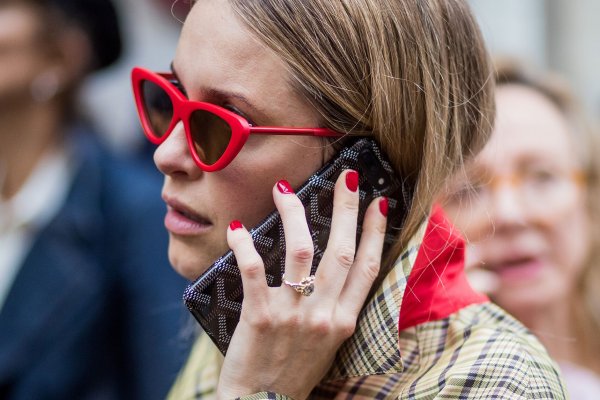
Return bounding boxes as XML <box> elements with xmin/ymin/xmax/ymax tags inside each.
<box><xmin>189</xmin><ymin>109</ymin><xmax>232</xmax><ymax>165</ymax></box>
<box><xmin>141</xmin><ymin>80</ymin><xmax>174</xmax><ymax>138</ymax></box>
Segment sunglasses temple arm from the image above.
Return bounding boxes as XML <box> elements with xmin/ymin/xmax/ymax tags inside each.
<box><xmin>249</xmin><ymin>127</ymin><xmax>342</xmax><ymax>137</ymax></box>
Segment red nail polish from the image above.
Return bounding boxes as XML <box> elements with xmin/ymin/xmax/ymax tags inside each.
<box><xmin>276</xmin><ymin>180</ymin><xmax>294</xmax><ymax>194</ymax></box>
<box><xmin>229</xmin><ymin>220</ymin><xmax>243</xmax><ymax>231</ymax></box>
<box><xmin>379</xmin><ymin>197</ymin><xmax>389</xmax><ymax>217</ymax></box>
<box><xmin>345</xmin><ymin>170</ymin><xmax>359</xmax><ymax>192</ymax></box>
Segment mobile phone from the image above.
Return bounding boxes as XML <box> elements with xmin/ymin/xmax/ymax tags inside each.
<box><xmin>183</xmin><ymin>138</ymin><xmax>411</xmax><ymax>354</ymax></box>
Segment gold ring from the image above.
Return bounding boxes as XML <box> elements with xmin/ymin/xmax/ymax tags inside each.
<box><xmin>282</xmin><ymin>274</ymin><xmax>315</xmax><ymax>296</ymax></box>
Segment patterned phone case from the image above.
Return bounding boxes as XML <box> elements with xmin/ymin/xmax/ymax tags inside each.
<box><xmin>183</xmin><ymin>138</ymin><xmax>410</xmax><ymax>354</ymax></box>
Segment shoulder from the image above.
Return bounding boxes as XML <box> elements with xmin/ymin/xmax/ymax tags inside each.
<box><xmin>405</xmin><ymin>302</ymin><xmax>568</xmax><ymax>399</ymax></box>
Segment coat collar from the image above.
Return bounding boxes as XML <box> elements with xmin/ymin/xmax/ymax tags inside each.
<box><xmin>324</xmin><ymin>205</ymin><xmax>487</xmax><ymax>382</ymax></box>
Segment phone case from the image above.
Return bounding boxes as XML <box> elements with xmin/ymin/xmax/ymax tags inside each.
<box><xmin>183</xmin><ymin>138</ymin><xmax>411</xmax><ymax>354</ymax></box>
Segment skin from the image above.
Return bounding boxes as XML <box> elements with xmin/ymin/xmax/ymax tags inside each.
<box><xmin>0</xmin><ymin>5</ymin><xmax>45</xmax><ymax>107</ymax></box>
<box><xmin>443</xmin><ymin>84</ymin><xmax>590</xmax><ymax>350</ymax></box>
<box><xmin>0</xmin><ymin>4</ymin><xmax>63</xmax><ymax>199</ymax></box>
<box><xmin>154</xmin><ymin>1</ymin><xmax>388</xmax><ymax>397</ymax></box>
<box><xmin>155</xmin><ymin>0</ymin><xmax>334</xmax><ymax>280</ymax></box>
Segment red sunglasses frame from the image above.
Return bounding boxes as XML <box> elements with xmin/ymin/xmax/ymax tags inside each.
<box><xmin>131</xmin><ymin>67</ymin><xmax>343</xmax><ymax>172</ymax></box>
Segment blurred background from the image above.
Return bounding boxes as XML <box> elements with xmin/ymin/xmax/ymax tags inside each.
<box><xmin>80</xmin><ymin>0</ymin><xmax>185</xmax><ymax>153</ymax></box>
<box><xmin>468</xmin><ymin>0</ymin><xmax>600</xmax><ymax>116</ymax></box>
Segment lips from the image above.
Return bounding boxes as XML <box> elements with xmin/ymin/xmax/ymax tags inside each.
<box><xmin>162</xmin><ymin>195</ymin><xmax>213</xmax><ymax>235</ymax></box>
<box><xmin>484</xmin><ymin>255</ymin><xmax>544</xmax><ymax>283</ymax></box>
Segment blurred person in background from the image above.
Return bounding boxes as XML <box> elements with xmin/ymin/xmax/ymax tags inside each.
<box><xmin>0</xmin><ymin>0</ymin><xmax>189</xmax><ymax>399</ymax></box>
<box><xmin>441</xmin><ymin>60</ymin><xmax>600</xmax><ymax>399</ymax></box>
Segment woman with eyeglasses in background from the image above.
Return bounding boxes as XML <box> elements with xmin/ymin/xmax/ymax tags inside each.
<box><xmin>441</xmin><ymin>60</ymin><xmax>600</xmax><ymax>399</ymax></box>
<box><xmin>133</xmin><ymin>1</ymin><xmax>569</xmax><ymax>398</ymax></box>
<box><xmin>0</xmin><ymin>1</ymin><xmax>189</xmax><ymax>398</ymax></box>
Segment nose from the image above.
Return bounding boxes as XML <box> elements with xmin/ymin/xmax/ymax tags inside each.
<box><xmin>153</xmin><ymin>122</ymin><xmax>203</xmax><ymax>179</ymax></box>
<box><xmin>488</xmin><ymin>182</ymin><xmax>527</xmax><ymax>233</ymax></box>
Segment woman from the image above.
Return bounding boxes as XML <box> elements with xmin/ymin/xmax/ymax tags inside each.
<box><xmin>134</xmin><ymin>0</ymin><xmax>567</xmax><ymax>398</ymax></box>
<box><xmin>0</xmin><ymin>1</ymin><xmax>189</xmax><ymax>398</ymax></box>
<box><xmin>442</xmin><ymin>60</ymin><xmax>600</xmax><ymax>399</ymax></box>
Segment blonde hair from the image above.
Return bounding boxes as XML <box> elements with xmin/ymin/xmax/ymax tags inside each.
<box><xmin>228</xmin><ymin>0</ymin><xmax>495</xmax><ymax>272</ymax></box>
<box><xmin>494</xmin><ymin>59</ymin><xmax>600</xmax><ymax>371</ymax></box>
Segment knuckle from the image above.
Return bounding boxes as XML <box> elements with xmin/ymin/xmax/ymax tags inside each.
<box><xmin>290</xmin><ymin>243</ymin><xmax>314</xmax><ymax>264</ymax></box>
<box><xmin>345</xmin><ymin>199</ymin><xmax>359</xmax><ymax>213</ymax></box>
<box><xmin>335</xmin><ymin>245</ymin><xmax>356</xmax><ymax>270</ymax></box>
<box><xmin>246</xmin><ymin>309</ymin><xmax>274</xmax><ymax>332</ymax></box>
<box><xmin>308</xmin><ymin>315</ymin><xmax>334</xmax><ymax>336</ymax></box>
<box><xmin>240</xmin><ymin>234</ymin><xmax>255</xmax><ymax>246</ymax></box>
<box><xmin>240</xmin><ymin>258</ymin><xmax>264</xmax><ymax>279</ymax></box>
<box><xmin>338</xmin><ymin>202</ymin><xmax>359</xmax><ymax>219</ymax></box>
<box><xmin>276</xmin><ymin>311</ymin><xmax>303</xmax><ymax>330</ymax></box>
<box><xmin>373</xmin><ymin>220</ymin><xmax>387</xmax><ymax>236</ymax></box>
<box><xmin>336</xmin><ymin>316</ymin><xmax>357</xmax><ymax>339</ymax></box>
<box><xmin>286</xmin><ymin>199</ymin><xmax>306</xmax><ymax>213</ymax></box>
<box><xmin>360</xmin><ymin>255</ymin><xmax>381</xmax><ymax>283</ymax></box>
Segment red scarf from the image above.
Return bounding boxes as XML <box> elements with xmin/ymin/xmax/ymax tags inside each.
<box><xmin>399</xmin><ymin>205</ymin><xmax>488</xmax><ymax>330</ymax></box>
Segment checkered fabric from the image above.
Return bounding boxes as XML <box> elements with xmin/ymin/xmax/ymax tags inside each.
<box><xmin>167</xmin><ymin>215</ymin><xmax>567</xmax><ymax>400</ymax></box>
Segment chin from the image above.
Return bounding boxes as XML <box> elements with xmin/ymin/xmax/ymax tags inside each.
<box><xmin>493</xmin><ymin>283</ymin><xmax>561</xmax><ymax>317</ymax></box>
<box><xmin>167</xmin><ymin>232</ymin><xmax>231</xmax><ymax>279</ymax></box>
<box><xmin>171</xmin><ymin>263</ymin><xmax>203</xmax><ymax>281</ymax></box>
<box><xmin>168</xmin><ymin>245</ymin><xmax>211</xmax><ymax>281</ymax></box>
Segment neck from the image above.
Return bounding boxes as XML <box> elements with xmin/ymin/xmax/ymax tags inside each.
<box><xmin>512</xmin><ymin>296</ymin><xmax>600</xmax><ymax>374</ymax></box>
<box><xmin>0</xmin><ymin>100</ymin><xmax>64</xmax><ymax>199</ymax></box>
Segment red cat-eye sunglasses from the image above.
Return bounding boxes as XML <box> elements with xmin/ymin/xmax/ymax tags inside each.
<box><xmin>131</xmin><ymin>67</ymin><xmax>343</xmax><ymax>172</ymax></box>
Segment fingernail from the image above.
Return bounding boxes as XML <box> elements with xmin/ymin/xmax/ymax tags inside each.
<box><xmin>276</xmin><ymin>180</ymin><xmax>294</xmax><ymax>194</ymax></box>
<box><xmin>345</xmin><ymin>170</ymin><xmax>359</xmax><ymax>192</ymax></box>
<box><xmin>379</xmin><ymin>197</ymin><xmax>388</xmax><ymax>217</ymax></box>
<box><xmin>229</xmin><ymin>220</ymin><xmax>243</xmax><ymax>231</ymax></box>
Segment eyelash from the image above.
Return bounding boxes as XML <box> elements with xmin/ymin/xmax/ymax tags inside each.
<box><xmin>224</xmin><ymin>105</ymin><xmax>255</xmax><ymax>126</ymax></box>
<box><xmin>170</xmin><ymin>79</ymin><xmax>187</xmax><ymax>96</ymax></box>
<box><xmin>170</xmin><ymin>79</ymin><xmax>255</xmax><ymax>126</ymax></box>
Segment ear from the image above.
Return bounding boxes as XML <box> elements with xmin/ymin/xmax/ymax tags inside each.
<box><xmin>51</xmin><ymin>25</ymin><xmax>95</xmax><ymax>87</ymax></box>
<box><xmin>30</xmin><ymin>67</ymin><xmax>62</xmax><ymax>102</ymax></box>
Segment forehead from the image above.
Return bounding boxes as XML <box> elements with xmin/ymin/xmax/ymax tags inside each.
<box><xmin>0</xmin><ymin>5</ymin><xmax>40</xmax><ymax>42</ymax></box>
<box><xmin>173</xmin><ymin>0</ymin><xmax>293</xmax><ymax>101</ymax></box>
<box><xmin>477</xmin><ymin>84</ymin><xmax>578</xmax><ymax>170</ymax></box>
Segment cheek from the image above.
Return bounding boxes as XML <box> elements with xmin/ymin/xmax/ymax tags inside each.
<box><xmin>224</xmin><ymin>137</ymin><xmax>326</xmax><ymax>226</ymax></box>
<box><xmin>544</xmin><ymin>204</ymin><xmax>590</xmax><ymax>283</ymax></box>
<box><xmin>0</xmin><ymin>57</ymin><xmax>39</xmax><ymax>97</ymax></box>
<box><xmin>219</xmin><ymin>166</ymin><xmax>278</xmax><ymax>228</ymax></box>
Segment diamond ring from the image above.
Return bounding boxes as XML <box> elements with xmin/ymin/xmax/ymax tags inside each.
<box><xmin>282</xmin><ymin>274</ymin><xmax>315</xmax><ymax>296</ymax></box>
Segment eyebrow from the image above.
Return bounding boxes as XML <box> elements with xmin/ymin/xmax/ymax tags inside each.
<box><xmin>170</xmin><ymin>62</ymin><xmax>271</xmax><ymax>125</ymax></box>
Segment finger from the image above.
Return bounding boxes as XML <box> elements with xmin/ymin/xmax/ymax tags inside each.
<box><xmin>273</xmin><ymin>180</ymin><xmax>314</xmax><ymax>285</ymax></box>
<box><xmin>227</xmin><ymin>220</ymin><xmax>269</xmax><ymax>312</ymax></box>
<box><xmin>338</xmin><ymin>197</ymin><xmax>387</xmax><ymax>315</ymax></box>
<box><xmin>316</xmin><ymin>170</ymin><xmax>360</xmax><ymax>299</ymax></box>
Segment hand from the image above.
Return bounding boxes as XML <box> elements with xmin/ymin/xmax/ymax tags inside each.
<box><xmin>217</xmin><ymin>170</ymin><xmax>388</xmax><ymax>399</ymax></box>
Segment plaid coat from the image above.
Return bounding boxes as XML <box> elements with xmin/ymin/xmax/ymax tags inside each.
<box><xmin>168</xmin><ymin>207</ymin><xmax>567</xmax><ymax>399</ymax></box>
